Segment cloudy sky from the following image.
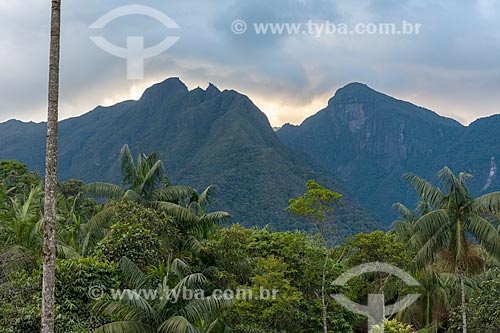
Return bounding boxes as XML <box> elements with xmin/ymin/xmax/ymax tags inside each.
<box><xmin>1</xmin><ymin>0</ymin><xmax>499</xmax><ymax>127</ymax></box>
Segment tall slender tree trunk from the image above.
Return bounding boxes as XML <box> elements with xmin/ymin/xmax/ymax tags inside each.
<box><xmin>41</xmin><ymin>1</ymin><xmax>61</xmax><ymax>332</ymax></box>
<box><xmin>426</xmin><ymin>294</ymin><xmax>430</xmax><ymax>329</ymax></box>
<box><xmin>459</xmin><ymin>270</ymin><xmax>467</xmax><ymax>333</ymax></box>
<box><xmin>321</xmin><ymin>250</ymin><xmax>329</xmax><ymax>333</ymax></box>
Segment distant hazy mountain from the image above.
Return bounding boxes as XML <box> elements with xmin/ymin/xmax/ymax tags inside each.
<box><xmin>278</xmin><ymin>83</ymin><xmax>500</xmax><ymax>225</ymax></box>
<box><xmin>0</xmin><ymin>78</ymin><xmax>378</xmax><ymax>237</ymax></box>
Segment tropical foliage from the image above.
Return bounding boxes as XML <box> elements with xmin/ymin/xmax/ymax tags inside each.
<box><xmin>1</xmin><ymin>154</ymin><xmax>500</xmax><ymax>332</ymax></box>
<box><xmin>403</xmin><ymin>167</ymin><xmax>500</xmax><ymax>332</ymax></box>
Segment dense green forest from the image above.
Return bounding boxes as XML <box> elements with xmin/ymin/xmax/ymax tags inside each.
<box><xmin>1</xmin><ymin>147</ymin><xmax>500</xmax><ymax>332</ymax></box>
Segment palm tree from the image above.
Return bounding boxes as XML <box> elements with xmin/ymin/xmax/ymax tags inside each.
<box><xmin>92</xmin><ymin>256</ymin><xmax>229</xmax><ymax>332</ymax></box>
<box><xmin>3</xmin><ymin>185</ymin><xmax>44</xmax><ymax>250</ymax></box>
<box><xmin>392</xmin><ymin>201</ymin><xmax>430</xmax><ymax>244</ymax></box>
<box><xmin>0</xmin><ymin>186</ymin><xmax>88</xmax><ymax>279</ymax></box>
<box><xmin>156</xmin><ymin>185</ymin><xmax>231</xmax><ymax>255</ymax></box>
<box><xmin>0</xmin><ymin>186</ymin><xmax>44</xmax><ymax>282</ymax></box>
<box><xmin>81</xmin><ymin>145</ymin><xmax>194</xmax><ymax>254</ymax></box>
<box><xmin>405</xmin><ymin>166</ymin><xmax>500</xmax><ymax>333</ymax></box>
<box><xmin>82</xmin><ymin>146</ymin><xmax>230</xmax><ymax>256</ymax></box>
<box><xmin>42</xmin><ymin>0</ymin><xmax>62</xmax><ymax>331</ymax></box>
<box><xmin>84</xmin><ymin>144</ymin><xmax>193</xmax><ymax>205</ymax></box>
<box><xmin>392</xmin><ymin>202</ymin><xmax>449</xmax><ymax>332</ymax></box>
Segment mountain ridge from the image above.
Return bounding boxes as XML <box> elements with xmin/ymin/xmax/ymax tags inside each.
<box><xmin>2</xmin><ymin>81</ymin><xmax>494</xmax><ymax>128</ymax></box>
<box><xmin>278</xmin><ymin>82</ymin><xmax>499</xmax><ymax>224</ymax></box>
<box><xmin>0</xmin><ymin>77</ymin><xmax>379</xmax><ymax>238</ymax></box>
<box><xmin>2</xmin><ymin>78</ymin><xmax>499</xmax><ymax>228</ymax></box>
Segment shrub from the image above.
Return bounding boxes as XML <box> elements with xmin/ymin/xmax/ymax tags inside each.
<box><xmin>0</xmin><ymin>257</ymin><xmax>121</xmax><ymax>333</ymax></box>
<box><xmin>369</xmin><ymin>319</ymin><xmax>414</xmax><ymax>333</ymax></box>
<box><xmin>93</xmin><ymin>201</ymin><xmax>178</xmax><ymax>269</ymax></box>
<box><xmin>448</xmin><ymin>268</ymin><xmax>500</xmax><ymax>332</ymax></box>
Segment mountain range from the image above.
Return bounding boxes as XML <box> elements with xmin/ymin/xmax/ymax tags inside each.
<box><xmin>0</xmin><ymin>78</ymin><xmax>378</xmax><ymax>238</ymax></box>
<box><xmin>1</xmin><ymin>78</ymin><xmax>498</xmax><ymax>233</ymax></box>
<box><xmin>278</xmin><ymin>83</ymin><xmax>500</xmax><ymax>223</ymax></box>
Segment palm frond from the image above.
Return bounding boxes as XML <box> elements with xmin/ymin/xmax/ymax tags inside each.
<box><xmin>438</xmin><ymin>167</ymin><xmax>472</xmax><ymax>202</ymax></box>
<box><xmin>93</xmin><ymin>278</ymin><xmax>163</xmax><ymax>325</ymax></box>
<box><xmin>136</xmin><ymin>151</ymin><xmax>166</xmax><ymax>190</ymax></box>
<box><xmin>188</xmin><ymin>202</ymin><xmax>203</xmax><ymax>217</ymax></box>
<box><xmin>120</xmin><ymin>256</ymin><xmax>150</xmax><ymax>290</ymax></box>
<box><xmin>188</xmin><ymin>212</ymin><xmax>230</xmax><ymax>241</ymax></box>
<box><xmin>414</xmin><ymin>209</ymin><xmax>450</xmax><ymax>240</ymax></box>
<box><xmin>93</xmin><ymin>320</ymin><xmax>153</xmax><ymax>333</ymax></box>
<box><xmin>437</xmin><ymin>167</ymin><xmax>459</xmax><ymax>191</ymax></box>
<box><xmin>182</xmin><ymin>235</ymin><xmax>204</xmax><ymax>255</ymax></box>
<box><xmin>0</xmin><ymin>246</ymin><xmax>34</xmax><ymax>280</ymax></box>
<box><xmin>178</xmin><ymin>295</ymin><xmax>231</xmax><ymax>323</ymax></box>
<box><xmin>416</xmin><ymin>200</ymin><xmax>432</xmax><ymax>216</ymax></box>
<box><xmin>154</xmin><ymin>201</ymin><xmax>197</xmax><ymax>225</ymax></box>
<box><xmin>204</xmin><ymin>318</ymin><xmax>222</xmax><ymax>333</ymax></box>
<box><xmin>29</xmin><ymin>217</ymin><xmax>44</xmax><ymax>244</ymax></box>
<box><xmin>171</xmin><ymin>258</ymin><xmax>191</xmax><ymax>277</ymax></box>
<box><xmin>439</xmin><ymin>273</ymin><xmax>479</xmax><ymax>299</ymax></box>
<box><xmin>198</xmin><ymin>185</ymin><xmax>218</xmax><ymax>209</ymax></box>
<box><xmin>458</xmin><ymin>171</ymin><xmax>473</xmax><ymax>184</ymax></box>
<box><xmin>92</xmin><ymin>300</ymin><xmax>149</xmax><ymax>322</ymax></box>
<box><xmin>143</xmin><ymin>151</ymin><xmax>162</xmax><ymax>171</ymax></box>
<box><xmin>139</xmin><ymin>160</ymin><xmax>165</xmax><ymax>194</ymax></box>
<box><xmin>157</xmin><ymin>316</ymin><xmax>199</xmax><ymax>333</ymax></box>
<box><xmin>392</xmin><ymin>202</ymin><xmax>415</xmax><ymax>222</ymax></box>
<box><xmin>153</xmin><ymin>186</ymin><xmax>196</xmax><ymax>203</ymax></box>
<box><xmin>472</xmin><ymin>192</ymin><xmax>500</xmax><ymax>214</ymax></box>
<box><xmin>404</xmin><ymin>173</ymin><xmax>445</xmax><ymax>208</ymax></box>
<box><xmin>172</xmin><ymin>273</ymin><xmax>207</xmax><ymax>292</ymax></box>
<box><xmin>56</xmin><ymin>243</ymin><xmax>81</xmax><ymax>259</ymax></box>
<box><xmin>119</xmin><ymin>144</ymin><xmax>137</xmax><ymax>187</ymax></box>
<box><xmin>122</xmin><ymin>189</ymin><xmax>142</xmax><ymax>202</ymax></box>
<box><xmin>83</xmin><ymin>182</ymin><xmax>125</xmax><ymax>200</ymax></box>
<box><xmin>415</xmin><ymin>222</ymin><xmax>450</xmax><ymax>268</ymax></box>
<box><xmin>464</xmin><ymin>214</ymin><xmax>500</xmax><ymax>261</ymax></box>
<box><xmin>81</xmin><ymin>205</ymin><xmax>117</xmax><ymax>255</ymax></box>
<box><xmin>391</xmin><ymin>221</ymin><xmax>414</xmax><ymax>243</ymax></box>
<box><xmin>200</xmin><ymin>212</ymin><xmax>231</xmax><ymax>225</ymax></box>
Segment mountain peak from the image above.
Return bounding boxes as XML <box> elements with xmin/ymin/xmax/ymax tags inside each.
<box><xmin>205</xmin><ymin>82</ymin><xmax>221</xmax><ymax>99</ymax></box>
<box><xmin>328</xmin><ymin>82</ymin><xmax>380</xmax><ymax>105</ymax></box>
<box><xmin>140</xmin><ymin>77</ymin><xmax>188</xmax><ymax>100</ymax></box>
<box><xmin>341</xmin><ymin>82</ymin><xmax>371</xmax><ymax>90</ymax></box>
<box><xmin>327</xmin><ymin>82</ymin><xmax>462</xmax><ymax>128</ymax></box>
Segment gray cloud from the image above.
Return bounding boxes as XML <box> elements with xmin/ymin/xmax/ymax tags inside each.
<box><xmin>0</xmin><ymin>0</ymin><xmax>498</xmax><ymax>127</ymax></box>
